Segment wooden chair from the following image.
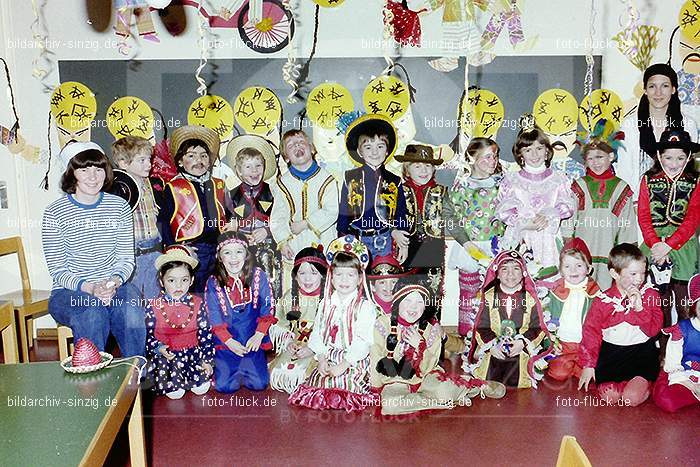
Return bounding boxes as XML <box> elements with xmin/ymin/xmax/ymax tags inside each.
<box><xmin>0</xmin><ymin>236</ymin><xmax>51</xmax><ymax>362</ymax></box>
<box><xmin>0</xmin><ymin>301</ymin><xmax>19</xmax><ymax>364</ymax></box>
<box><xmin>57</xmin><ymin>325</ymin><xmax>74</xmax><ymax>361</ymax></box>
<box><xmin>556</xmin><ymin>436</ymin><xmax>593</xmax><ymax>467</ymax></box>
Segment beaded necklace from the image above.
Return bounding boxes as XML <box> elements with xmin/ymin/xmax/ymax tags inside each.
<box><xmin>158</xmin><ymin>293</ymin><xmax>196</xmax><ymax>329</ymax></box>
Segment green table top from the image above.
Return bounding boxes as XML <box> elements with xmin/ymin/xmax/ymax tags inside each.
<box><xmin>0</xmin><ymin>361</ymin><xmax>133</xmax><ymax>466</ymax></box>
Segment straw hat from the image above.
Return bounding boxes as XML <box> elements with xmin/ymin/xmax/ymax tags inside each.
<box><xmin>170</xmin><ymin>125</ymin><xmax>221</xmax><ymax>166</ymax></box>
<box><xmin>225</xmin><ymin>134</ymin><xmax>278</xmax><ymax>181</ymax></box>
<box><xmin>155</xmin><ymin>245</ymin><xmax>199</xmax><ymax>271</ymax></box>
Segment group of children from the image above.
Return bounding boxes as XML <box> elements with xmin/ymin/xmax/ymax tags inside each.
<box><xmin>46</xmin><ymin>91</ymin><xmax>700</xmax><ymax>413</ymax></box>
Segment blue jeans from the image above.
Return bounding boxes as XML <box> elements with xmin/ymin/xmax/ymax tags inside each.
<box><xmin>49</xmin><ymin>283</ymin><xmax>146</xmax><ymax>357</ymax></box>
<box><xmin>131</xmin><ymin>237</ymin><xmax>161</xmax><ymax>300</ymax></box>
<box><xmin>190</xmin><ymin>241</ymin><xmax>216</xmax><ymax>293</ymax></box>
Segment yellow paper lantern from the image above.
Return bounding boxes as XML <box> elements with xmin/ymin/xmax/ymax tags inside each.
<box><xmin>106</xmin><ymin>96</ymin><xmax>155</xmax><ymax>141</ymax></box>
<box><xmin>188</xmin><ymin>94</ymin><xmax>235</xmax><ymax>141</ymax></box>
<box><xmin>533</xmin><ymin>89</ymin><xmax>578</xmax><ymax>135</ymax></box>
<box><xmin>579</xmin><ymin>89</ymin><xmax>624</xmax><ymax>131</ymax></box>
<box><xmin>234</xmin><ymin>86</ymin><xmax>282</xmax><ymax>136</ymax></box>
<box><xmin>679</xmin><ymin>0</ymin><xmax>700</xmax><ymax>46</ymax></box>
<box><xmin>50</xmin><ymin>81</ymin><xmax>97</xmax><ymax>131</ymax></box>
<box><xmin>312</xmin><ymin>0</ymin><xmax>346</xmax><ymax>7</ymax></box>
<box><xmin>363</xmin><ymin>75</ymin><xmax>410</xmax><ymax>121</ymax></box>
<box><xmin>306</xmin><ymin>82</ymin><xmax>354</xmax><ymax>129</ymax></box>
<box><xmin>459</xmin><ymin>88</ymin><xmax>505</xmax><ymax>139</ymax></box>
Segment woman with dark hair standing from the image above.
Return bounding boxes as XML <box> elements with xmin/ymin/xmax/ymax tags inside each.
<box><xmin>614</xmin><ymin>63</ymin><xmax>698</xmax><ymax>197</ymax></box>
<box><xmin>42</xmin><ymin>142</ymin><xmax>146</xmax><ymax>357</ymax></box>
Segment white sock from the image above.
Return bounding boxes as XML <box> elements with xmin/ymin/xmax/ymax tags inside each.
<box><xmin>166</xmin><ymin>388</ymin><xmax>185</xmax><ymax>400</ymax></box>
<box><xmin>191</xmin><ymin>381</ymin><xmax>211</xmax><ymax>395</ymax></box>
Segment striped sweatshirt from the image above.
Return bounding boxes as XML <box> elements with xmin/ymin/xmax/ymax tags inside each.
<box><xmin>42</xmin><ymin>193</ymin><xmax>135</xmax><ymax>291</ymax></box>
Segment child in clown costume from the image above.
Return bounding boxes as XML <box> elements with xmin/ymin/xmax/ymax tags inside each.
<box><xmin>653</xmin><ymin>273</ymin><xmax>700</xmax><ymax>413</ymax></box>
<box><xmin>205</xmin><ymin>231</ymin><xmax>276</xmax><ymax>393</ymax></box>
<box><xmin>463</xmin><ymin>250</ymin><xmax>553</xmax><ymax>389</ymax></box>
<box><xmin>444</xmin><ymin>137</ymin><xmax>505</xmax><ymax>335</ymax></box>
<box><xmin>289</xmin><ymin>236</ymin><xmax>380</xmax><ymax>412</ymax></box>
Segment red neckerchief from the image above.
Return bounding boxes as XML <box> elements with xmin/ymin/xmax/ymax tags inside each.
<box><xmin>586</xmin><ymin>167</ymin><xmax>615</xmax><ymax>200</ymax></box>
<box><xmin>300</xmin><ymin>286</ymin><xmax>321</xmax><ymax>297</ymax></box>
<box><xmin>405</xmin><ymin>177</ymin><xmax>436</xmax><ymax>211</ymax></box>
<box><xmin>374</xmin><ymin>293</ymin><xmax>393</xmax><ymax>315</ymax></box>
<box><xmin>397</xmin><ymin>315</ymin><xmax>416</xmax><ymax>327</ymax></box>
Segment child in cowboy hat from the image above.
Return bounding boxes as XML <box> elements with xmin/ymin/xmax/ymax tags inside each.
<box><xmin>225</xmin><ymin>133</ymin><xmax>281</xmax><ymax>296</ymax></box>
<box><xmin>145</xmin><ymin>245</ymin><xmax>214</xmax><ymax>399</ymax></box>
<box><xmin>396</xmin><ymin>143</ymin><xmax>447</xmax><ymax>302</ymax></box>
<box><xmin>110</xmin><ymin>135</ymin><xmax>165</xmax><ymax>300</ymax></box>
<box><xmin>159</xmin><ymin>125</ymin><xmax>230</xmax><ymax>292</ymax></box>
<box><xmin>638</xmin><ymin>128</ymin><xmax>700</xmax><ymax>326</ymax></box>
<box><xmin>337</xmin><ymin>113</ymin><xmax>410</xmax><ymax>263</ymax></box>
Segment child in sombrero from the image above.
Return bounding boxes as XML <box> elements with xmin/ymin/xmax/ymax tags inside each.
<box><xmin>159</xmin><ymin>125</ymin><xmax>229</xmax><ymax>292</ymax></box>
<box><xmin>337</xmin><ymin>113</ymin><xmax>410</xmax><ymax>263</ymax></box>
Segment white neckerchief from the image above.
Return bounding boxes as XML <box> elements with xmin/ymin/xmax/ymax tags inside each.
<box><xmin>524</xmin><ymin>163</ymin><xmax>546</xmax><ymax>174</ymax></box>
<box><xmin>559</xmin><ymin>279</ymin><xmax>588</xmax><ymax>342</ymax></box>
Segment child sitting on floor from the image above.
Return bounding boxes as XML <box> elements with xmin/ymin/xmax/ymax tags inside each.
<box><xmin>545</xmin><ymin>239</ymin><xmax>599</xmax><ymax>382</ymax></box>
<box><xmin>463</xmin><ymin>250</ymin><xmax>552</xmax><ymax>389</ymax></box>
<box><xmin>577</xmin><ymin>243</ymin><xmax>663</xmax><ymax>406</ymax></box>
<box><xmin>205</xmin><ymin>231</ymin><xmax>276</xmax><ymax>393</ymax></box>
<box><xmin>289</xmin><ymin>235</ymin><xmax>380</xmax><ymax>412</ymax></box>
<box><xmin>145</xmin><ymin>245</ymin><xmax>214</xmax><ymax>399</ymax></box>
<box><xmin>268</xmin><ymin>246</ymin><xmax>328</xmax><ymax>394</ymax></box>
<box><xmin>368</xmin><ymin>255</ymin><xmax>405</xmax><ymax>315</ymax></box>
<box><xmin>652</xmin><ymin>273</ymin><xmax>700</xmax><ymax>413</ymax></box>
<box><xmin>371</xmin><ymin>282</ymin><xmax>505</xmax><ymax>415</ymax></box>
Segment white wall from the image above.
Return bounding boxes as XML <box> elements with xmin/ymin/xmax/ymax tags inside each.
<box><xmin>0</xmin><ymin>0</ymin><xmax>685</xmax><ymax>326</ymax></box>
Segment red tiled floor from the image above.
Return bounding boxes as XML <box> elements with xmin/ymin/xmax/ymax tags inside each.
<box><xmin>21</xmin><ymin>341</ymin><xmax>700</xmax><ymax>466</ymax></box>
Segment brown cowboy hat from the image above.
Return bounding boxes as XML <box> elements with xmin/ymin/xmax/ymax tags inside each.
<box><xmin>394</xmin><ymin>144</ymin><xmax>444</xmax><ymax>165</ymax></box>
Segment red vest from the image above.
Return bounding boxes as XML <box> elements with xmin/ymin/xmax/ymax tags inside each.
<box><xmin>168</xmin><ymin>176</ymin><xmax>227</xmax><ymax>242</ymax></box>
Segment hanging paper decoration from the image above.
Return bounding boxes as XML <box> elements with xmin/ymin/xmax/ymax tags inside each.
<box><xmin>308</xmin><ymin>84</ymin><xmax>355</xmax><ymax>182</ymax></box>
<box><xmin>362</xmin><ymin>75</ymin><xmax>411</xmax><ymax>121</ymax></box>
<box><xmin>533</xmin><ymin>88</ymin><xmax>584</xmax><ymax>180</ymax></box>
<box><xmin>49</xmin><ymin>82</ymin><xmax>97</xmax><ymax>149</ymax></box>
<box><xmin>30</xmin><ymin>0</ymin><xmax>54</xmax><ymax>93</ymax></box>
<box><xmin>107</xmin><ymin>96</ymin><xmax>155</xmax><ymax>142</ymax></box>
<box><xmin>458</xmin><ymin>87</ymin><xmax>505</xmax><ymax>139</ymax></box>
<box><xmin>384</xmin><ymin>1</ymin><xmax>428</xmax><ymax>47</ymax></box>
<box><xmin>481</xmin><ymin>0</ymin><xmax>525</xmax><ymax>48</ymax></box>
<box><xmin>306</xmin><ymin>83</ymin><xmax>354</xmax><ymax>130</ymax></box>
<box><xmin>234</xmin><ymin>86</ymin><xmax>282</xmax><ymax>136</ymax></box>
<box><xmin>237</xmin><ymin>0</ymin><xmax>295</xmax><ymax>54</ymax></box>
<box><xmin>0</xmin><ymin>58</ymin><xmax>41</xmax><ymax>163</ymax></box>
<box><xmin>114</xmin><ymin>0</ymin><xmax>161</xmax><ymax>55</ymax></box>
<box><xmin>612</xmin><ymin>25</ymin><xmax>661</xmax><ymax>72</ymax></box>
<box><xmin>419</xmin><ymin>0</ymin><xmax>487</xmax><ymax>72</ymax></box>
<box><xmin>311</xmin><ymin>0</ymin><xmax>345</xmax><ymax>6</ymax></box>
<box><xmin>579</xmin><ymin>89</ymin><xmax>624</xmax><ymax>131</ymax></box>
<box><xmin>533</xmin><ymin>89</ymin><xmax>578</xmax><ymax>137</ymax></box>
<box><xmin>188</xmin><ymin>94</ymin><xmax>236</xmax><ymax>142</ymax></box>
<box><xmin>679</xmin><ymin>0</ymin><xmax>700</xmax><ymax>44</ymax></box>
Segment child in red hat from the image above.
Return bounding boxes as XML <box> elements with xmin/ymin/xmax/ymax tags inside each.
<box><xmin>545</xmin><ymin>239</ymin><xmax>600</xmax><ymax>382</ymax></box>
